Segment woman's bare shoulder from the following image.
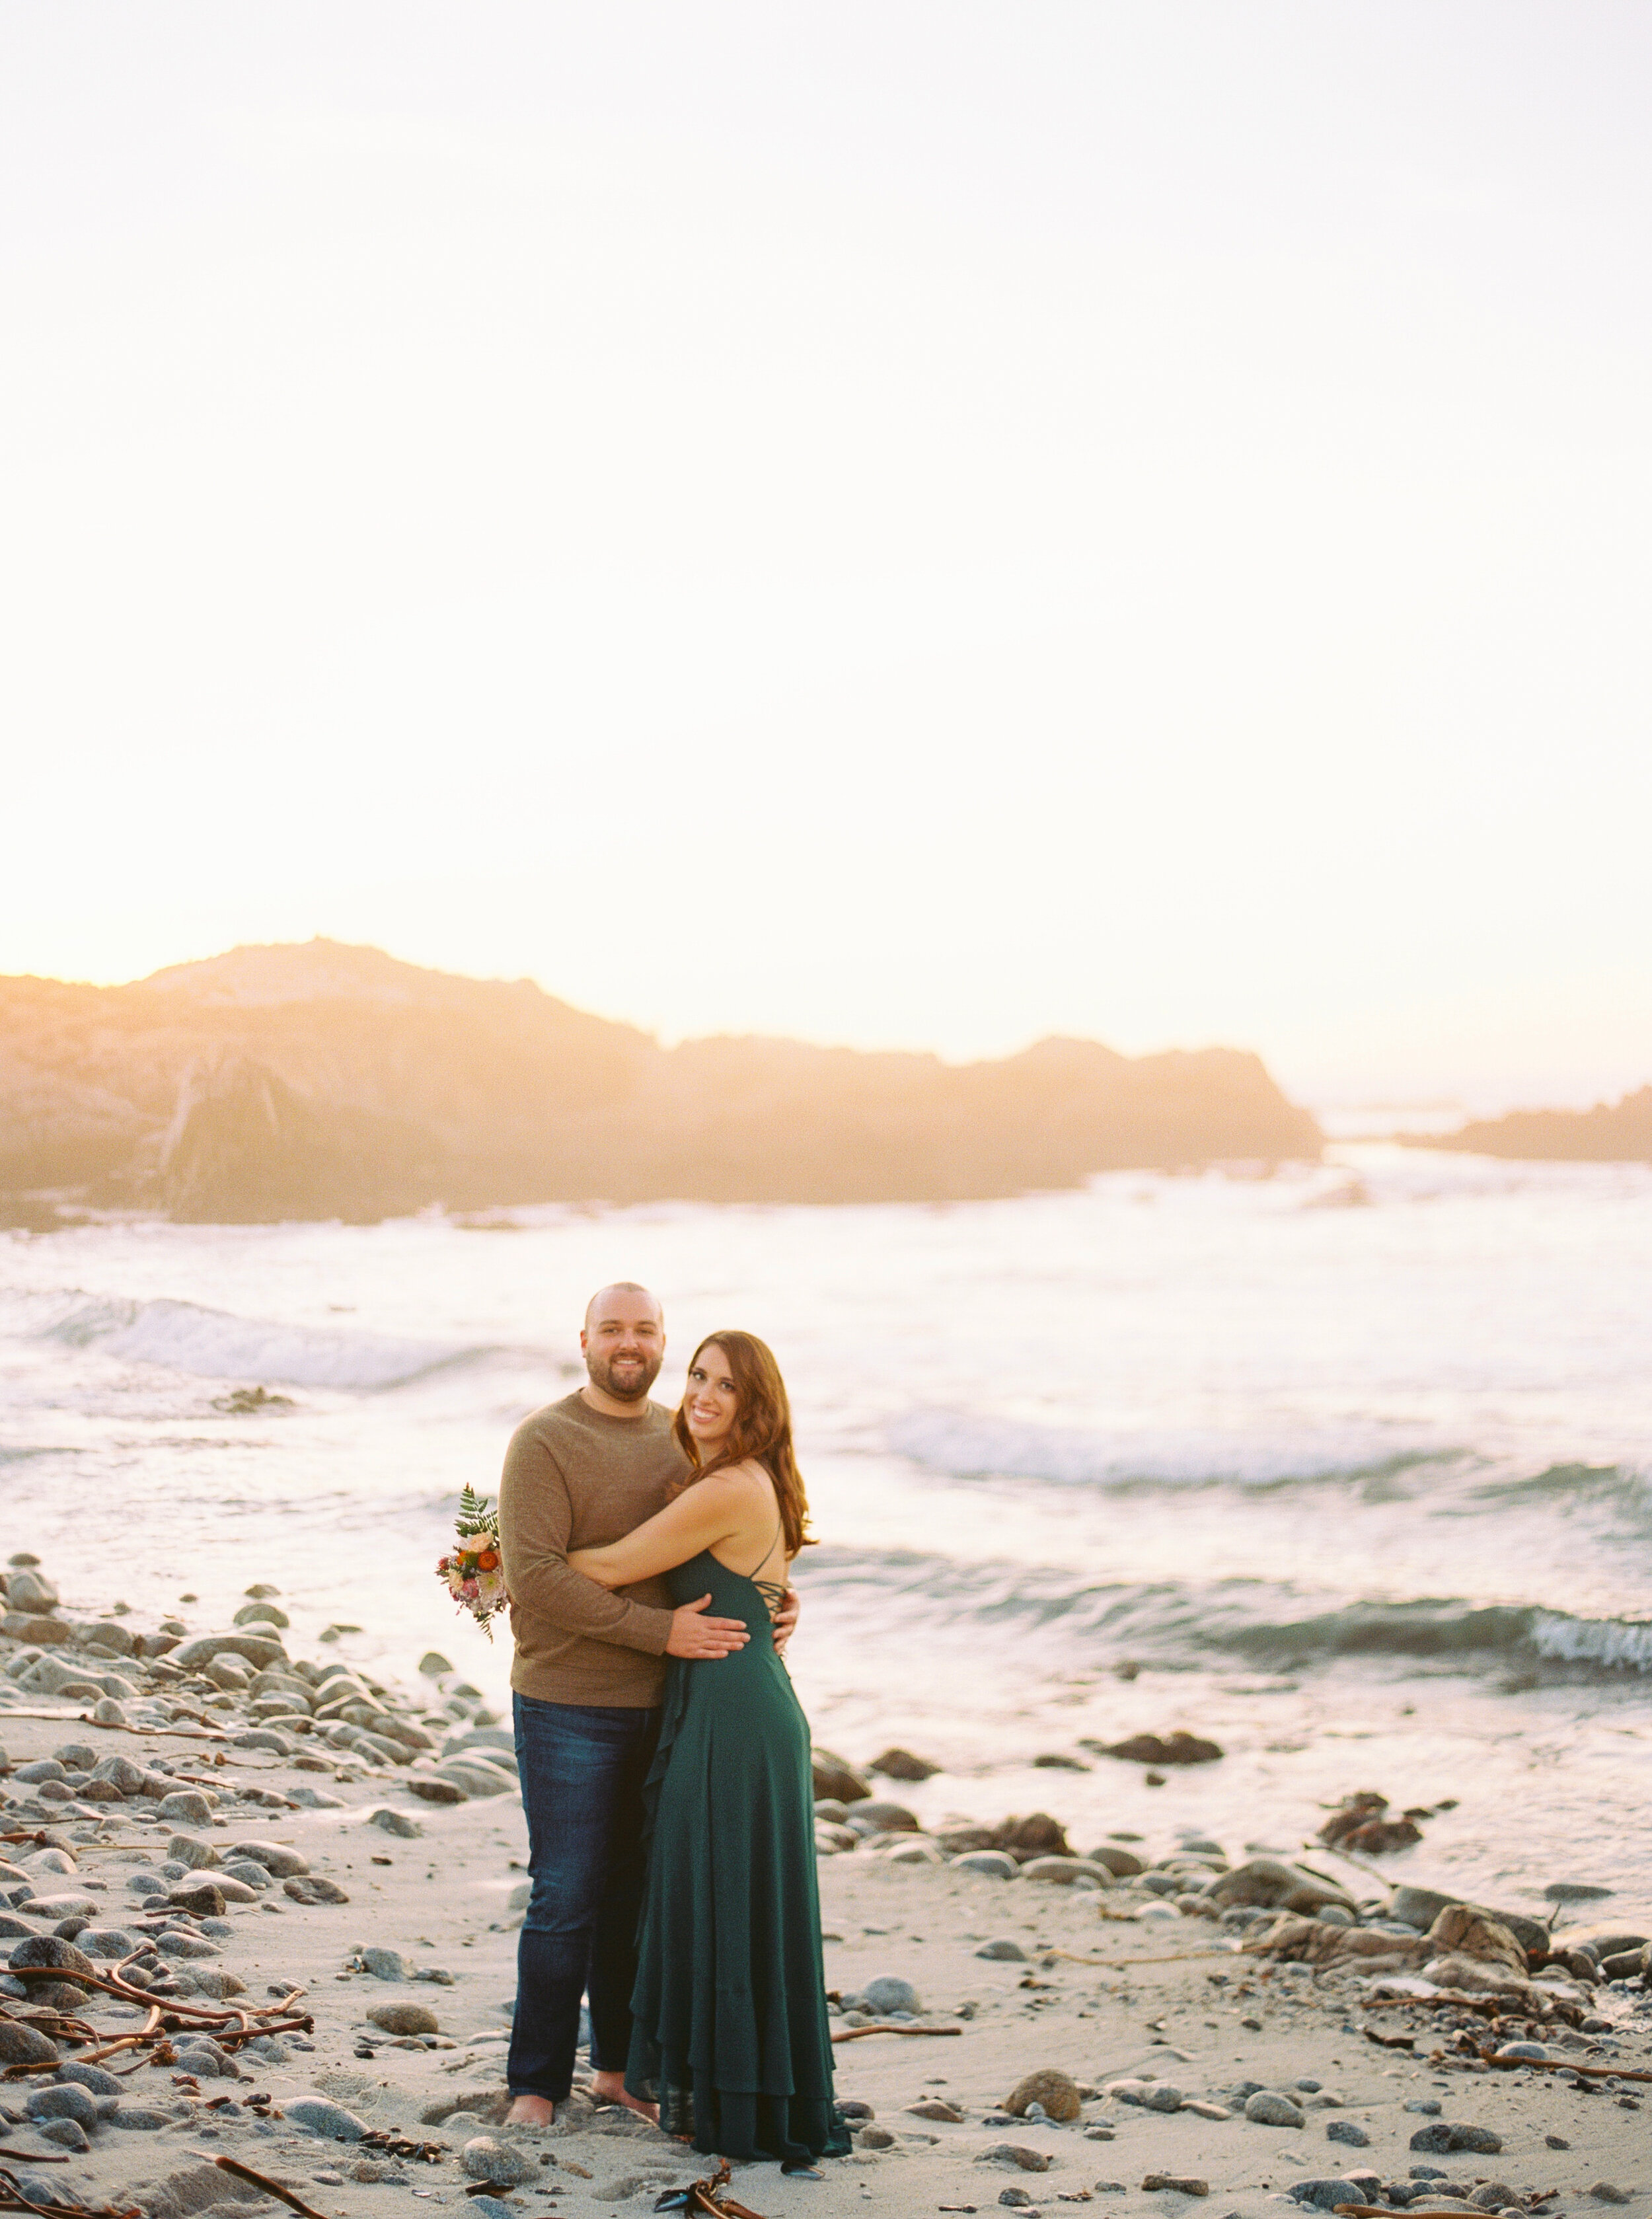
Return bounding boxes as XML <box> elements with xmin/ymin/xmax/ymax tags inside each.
<box><xmin>711</xmin><ymin>1458</ymin><xmax>778</xmax><ymax>1500</ymax></box>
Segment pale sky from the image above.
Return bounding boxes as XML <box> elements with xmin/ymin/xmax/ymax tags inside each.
<box><xmin>3</xmin><ymin>3</ymin><xmax>1649</xmax><ymax>1110</ymax></box>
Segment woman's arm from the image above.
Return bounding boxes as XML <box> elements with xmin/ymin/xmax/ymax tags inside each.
<box><xmin>568</xmin><ymin>1472</ymin><xmax>751</xmax><ymax>1590</ymax></box>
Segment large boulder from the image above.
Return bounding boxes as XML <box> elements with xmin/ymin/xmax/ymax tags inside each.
<box><xmin>1209</xmin><ymin>1859</ymin><xmax>1355</xmax><ymax>1916</ymax></box>
<box><xmin>1426</xmin><ymin>1904</ymin><xmax>1528</xmax><ymax>1974</ymax></box>
<box><xmin>1098</xmin><ymin>1731</ymin><xmax>1222</xmax><ymax>1766</ymax></box>
<box><xmin>868</xmin><ymin>1748</ymin><xmax>940</xmax><ymax>1782</ymax></box>
<box><xmin>811</xmin><ymin>1750</ymin><xmax>872</xmax><ymax>1804</ymax></box>
<box><xmin>989</xmin><ymin>1813</ymin><xmax>1072</xmax><ymax>1862</ymax></box>
<box><xmin>171</xmin><ymin>1631</ymin><xmax>287</xmax><ymax>1673</ymax></box>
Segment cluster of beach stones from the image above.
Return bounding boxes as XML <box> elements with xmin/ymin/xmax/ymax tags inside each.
<box><xmin>0</xmin><ymin>1557</ymin><xmax>516</xmax><ymax>1811</ymax></box>
<box><xmin>810</xmin><ymin>1748</ymin><xmax>1649</xmax><ymax>2012</ymax></box>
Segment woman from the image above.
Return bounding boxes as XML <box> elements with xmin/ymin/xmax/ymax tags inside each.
<box><xmin>567</xmin><ymin>1331</ymin><xmax>848</xmax><ymax>2175</ymax></box>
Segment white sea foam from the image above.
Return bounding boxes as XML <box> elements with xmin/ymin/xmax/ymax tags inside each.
<box><xmin>1530</xmin><ymin>1610</ymin><xmax>1652</xmax><ymax>1671</ymax></box>
<box><xmin>886</xmin><ymin>1407</ymin><xmax>1448</xmax><ymax>1489</ymax></box>
<box><xmin>38</xmin><ymin>1293</ymin><xmax>478</xmax><ymax>1391</ymax></box>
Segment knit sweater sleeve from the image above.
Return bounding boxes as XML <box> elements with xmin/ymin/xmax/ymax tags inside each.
<box><xmin>497</xmin><ymin>1419</ymin><xmax>673</xmax><ymax>1656</ymax></box>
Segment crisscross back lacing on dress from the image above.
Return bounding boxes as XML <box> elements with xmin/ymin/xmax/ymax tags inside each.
<box><xmin>745</xmin><ymin>1512</ymin><xmax>787</xmax><ymax>1622</ymax></box>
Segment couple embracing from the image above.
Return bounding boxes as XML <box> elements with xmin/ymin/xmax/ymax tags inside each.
<box><xmin>495</xmin><ymin>1282</ymin><xmax>848</xmax><ymax>2175</ymax></box>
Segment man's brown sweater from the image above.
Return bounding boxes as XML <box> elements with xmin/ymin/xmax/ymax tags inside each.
<box><xmin>498</xmin><ymin>1393</ymin><xmax>688</xmax><ymax>1707</ymax></box>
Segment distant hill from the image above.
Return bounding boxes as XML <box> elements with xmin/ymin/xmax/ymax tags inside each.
<box><xmin>0</xmin><ymin>940</ymin><xmax>1322</xmax><ymax>1224</ymax></box>
<box><xmin>1424</xmin><ymin>1086</ymin><xmax>1652</xmax><ymax>1164</ymax></box>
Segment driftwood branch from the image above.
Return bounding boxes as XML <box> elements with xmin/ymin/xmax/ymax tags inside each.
<box><xmin>192</xmin><ymin>2156</ymin><xmax>328</xmax><ymax>2219</ymax></box>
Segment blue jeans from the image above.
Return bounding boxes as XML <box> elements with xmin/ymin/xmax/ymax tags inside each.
<box><xmin>507</xmin><ymin>1694</ymin><xmax>661</xmax><ymax>2101</ymax></box>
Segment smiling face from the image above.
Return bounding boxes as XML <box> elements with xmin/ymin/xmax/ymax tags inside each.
<box><xmin>580</xmin><ymin>1284</ymin><xmax>665</xmax><ymax>1406</ymax></box>
<box><xmin>681</xmin><ymin>1341</ymin><xmax>739</xmax><ymax>1459</ymax></box>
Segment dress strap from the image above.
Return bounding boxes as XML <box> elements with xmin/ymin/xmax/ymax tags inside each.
<box><xmin>747</xmin><ymin>1511</ymin><xmax>787</xmax><ymax>1620</ymax></box>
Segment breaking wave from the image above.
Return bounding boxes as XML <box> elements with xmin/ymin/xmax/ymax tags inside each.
<box><xmin>30</xmin><ymin>1293</ymin><xmax>493</xmax><ymax>1392</ymax></box>
<box><xmin>799</xmin><ymin>1546</ymin><xmax>1652</xmax><ymax>1674</ymax></box>
<box><xmin>887</xmin><ymin>1407</ymin><xmax>1456</xmax><ymax>1489</ymax></box>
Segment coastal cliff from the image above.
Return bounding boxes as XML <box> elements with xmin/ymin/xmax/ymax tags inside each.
<box><xmin>0</xmin><ymin>940</ymin><xmax>1322</xmax><ymax>1223</ymax></box>
<box><xmin>1425</xmin><ymin>1088</ymin><xmax>1652</xmax><ymax>1164</ymax></box>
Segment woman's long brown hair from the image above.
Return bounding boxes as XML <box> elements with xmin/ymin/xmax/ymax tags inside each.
<box><xmin>671</xmin><ymin>1330</ymin><xmax>816</xmax><ymax>1558</ymax></box>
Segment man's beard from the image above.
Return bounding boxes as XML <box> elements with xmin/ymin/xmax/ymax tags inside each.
<box><xmin>587</xmin><ymin>1347</ymin><xmax>664</xmax><ymax>1403</ymax></box>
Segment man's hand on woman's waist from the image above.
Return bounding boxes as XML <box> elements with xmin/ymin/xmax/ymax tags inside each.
<box><xmin>665</xmin><ymin>1595</ymin><xmax>751</xmax><ymax>1658</ymax></box>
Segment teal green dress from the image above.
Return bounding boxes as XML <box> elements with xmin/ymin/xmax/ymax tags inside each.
<box><xmin>624</xmin><ymin>1542</ymin><xmax>849</xmax><ymax>2169</ymax></box>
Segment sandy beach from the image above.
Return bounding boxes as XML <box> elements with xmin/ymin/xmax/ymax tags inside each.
<box><xmin>0</xmin><ymin>1567</ymin><xmax>1646</xmax><ymax>2219</ymax></box>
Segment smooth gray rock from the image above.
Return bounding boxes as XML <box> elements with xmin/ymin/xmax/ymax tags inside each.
<box><xmin>73</xmin><ymin>1929</ymin><xmax>138</xmax><ymax>1959</ymax></box>
<box><xmin>88</xmin><ymin>1754</ymin><xmax>145</xmax><ymax>1795</ymax></box>
<box><xmin>1390</xmin><ymin>1886</ymin><xmax>1459</xmax><ymax>1930</ymax></box>
<box><xmin>9</xmin><ymin>1936</ymin><xmax>94</xmax><ymax>1975</ymax></box>
<box><xmin>285</xmin><ymin>2097</ymin><xmax>367</xmax><ymax>2141</ymax></box>
<box><xmin>157</xmin><ymin>1931</ymin><xmax>220</xmax><ymax>1958</ymax></box>
<box><xmin>407</xmin><ymin>1777</ymin><xmax>468</xmax><ymax>1804</ymax></box>
<box><xmin>858</xmin><ymin>1976</ymin><xmax>920</xmax><ymax>2015</ymax></box>
<box><xmin>172</xmin><ymin>1632</ymin><xmax>287</xmax><ymax>1672</ymax></box>
<box><xmin>233</xmin><ymin>1600</ymin><xmax>290</xmax><ymax>1629</ymax></box>
<box><xmin>367</xmin><ymin>1808</ymin><xmax>422</xmax><ymax>1838</ymax></box>
<box><xmin>1290</xmin><ymin>2182</ymin><xmax>1367</xmax><ymax>2211</ymax></box>
<box><xmin>974</xmin><ymin>1939</ymin><xmax>1030</xmax><ymax>1961</ymax></box>
<box><xmin>1143</xmin><ymin>2084</ymin><xmax>1184</xmax><ymax>2113</ymax></box>
<box><xmin>975</xmin><ymin>2145</ymin><xmax>1052</xmax><ymax>2174</ymax></box>
<box><xmin>13</xmin><ymin>1761</ymin><xmax>65</xmax><ymax>1786</ymax></box>
<box><xmin>231</xmin><ymin>1729</ymin><xmax>297</xmax><ymax>1756</ymax></box>
<box><xmin>156</xmin><ymin>1791</ymin><xmax>214</xmax><ymax>1826</ymax></box>
<box><xmin>1409</xmin><ymin>2124</ymin><xmax>1503</xmax><ymax>2155</ymax></box>
<box><xmin>225</xmin><ymin>1838</ymin><xmax>309</xmax><ymax>1876</ymax></box>
<box><xmin>952</xmin><ymin>1852</ymin><xmax>1021</xmax><ymax>1879</ymax></box>
<box><xmin>435</xmin><ymin>1761</ymin><xmax>515</xmax><ymax>1797</ymax></box>
<box><xmin>361</xmin><ymin>1946</ymin><xmax>408</xmax><ymax>1980</ymax></box>
<box><xmin>1328</xmin><ymin>2121</ymin><xmax>1370</xmax><ymax>2148</ymax></box>
<box><xmin>1246</xmin><ymin>2090</ymin><xmax>1306</xmax><ymax>2128</ymax></box>
<box><xmin>55</xmin><ymin>2061</ymin><xmax>122</xmax><ymax>2095</ymax></box>
<box><xmin>27</xmin><ymin>1893</ymin><xmax>94</xmax><ymax>1921</ymax></box>
<box><xmin>105</xmin><ymin>2107</ymin><xmax>169</xmax><ymax>2129</ymax></box>
<box><xmin>25</xmin><ymin>2083</ymin><xmax>98</xmax><ymax>2127</ymax></box>
<box><xmin>36</xmin><ymin>2116</ymin><xmax>90</xmax><ymax>2151</ymax></box>
<box><xmin>161</xmin><ymin>1839</ymin><xmax>215</xmax><ymax>1875</ymax></box>
<box><xmin>7</xmin><ymin>1572</ymin><xmax>59</xmax><ymax>1613</ymax></box>
<box><xmin>461</xmin><ymin>2136</ymin><xmax>537</xmax><ymax>2187</ymax></box>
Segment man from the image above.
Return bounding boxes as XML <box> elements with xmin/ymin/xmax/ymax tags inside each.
<box><xmin>497</xmin><ymin>1282</ymin><xmax>798</xmax><ymax>2125</ymax></box>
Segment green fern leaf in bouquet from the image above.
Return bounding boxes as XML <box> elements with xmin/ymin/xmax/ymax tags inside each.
<box><xmin>455</xmin><ymin>1484</ymin><xmax>499</xmax><ymax>1540</ymax></box>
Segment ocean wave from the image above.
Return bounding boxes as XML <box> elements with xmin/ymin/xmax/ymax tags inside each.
<box><xmin>887</xmin><ymin>1407</ymin><xmax>1452</xmax><ymax>1490</ymax></box>
<box><xmin>1530</xmin><ymin>1611</ymin><xmax>1652</xmax><ymax>1671</ymax></box>
<box><xmin>800</xmin><ymin>1546</ymin><xmax>1652</xmax><ymax>1674</ymax></box>
<box><xmin>34</xmin><ymin>1294</ymin><xmax>488</xmax><ymax>1391</ymax></box>
<box><xmin>1469</xmin><ymin>1461</ymin><xmax>1652</xmax><ymax>1513</ymax></box>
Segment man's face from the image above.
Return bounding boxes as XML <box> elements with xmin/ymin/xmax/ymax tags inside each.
<box><xmin>581</xmin><ymin>1290</ymin><xmax>665</xmax><ymax>1403</ymax></box>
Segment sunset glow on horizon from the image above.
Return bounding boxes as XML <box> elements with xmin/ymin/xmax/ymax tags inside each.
<box><xmin>4</xmin><ymin>3</ymin><xmax>1649</xmax><ymax>1112</ymax></box>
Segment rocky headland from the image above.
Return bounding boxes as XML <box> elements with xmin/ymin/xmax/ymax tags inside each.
<box><xmin>0</xmin><ymin>1556</ymin><xmax>1645</xmax><ymax>2219</ymax></box>
<box><xmin>1417</xmin><ymin>1090</ymin><xmax>1652</xmax><ymax>1164</ymax></box>
<box><xmin>0</xmin><ymin>940</ymin><xmax>1321</xmax><ymax>1225</ymax></box>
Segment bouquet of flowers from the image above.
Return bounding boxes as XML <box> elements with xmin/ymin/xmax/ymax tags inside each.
<box><xmin>436</xmin><ymin>1486</ymin><xmax>509</xmax><ymax>1639</ymax></box>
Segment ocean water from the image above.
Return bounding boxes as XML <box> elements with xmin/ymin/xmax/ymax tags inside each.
<box><xmin>3</xmin><ymin>1143</ymin><xmax>1650</xmax><ymax>1918</ymax></box>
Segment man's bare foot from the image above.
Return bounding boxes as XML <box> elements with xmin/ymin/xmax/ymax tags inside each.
<box><xmin>504</xmin><ymin>2093</ymin><xmax>557</xmax><ymax>2126</ymax></box>
<box><xmin>589</xmin><ymin>2071</ymin><xmax>658</xmax><ymax>2126</ymax></box>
